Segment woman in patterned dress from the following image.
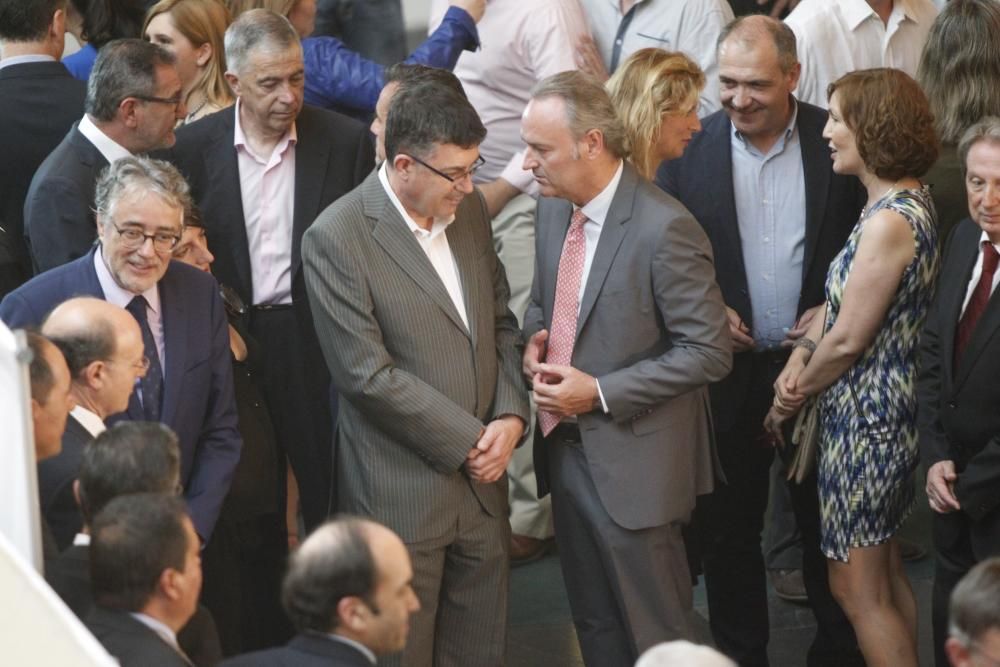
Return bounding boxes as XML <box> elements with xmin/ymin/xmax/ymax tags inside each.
<box><xmin>763</xmin><ymin>69</ymin><xmax>940</xmax><ymax>667</ymax></box>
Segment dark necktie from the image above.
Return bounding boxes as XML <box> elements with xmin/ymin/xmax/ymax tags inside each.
<box><xmin>955</xmin><ymin>241</ymin><xmax>1000</xmax><ymax>365</ymax></box>
<box><xmin>126</xmin><ymin>295</ymin><xmax>163</xmax><ymax>421</ymax></box>
<box><xmin>538</xmin><ymin>209</ymin><xmax>588</xmax><ymax>436</ymax></box>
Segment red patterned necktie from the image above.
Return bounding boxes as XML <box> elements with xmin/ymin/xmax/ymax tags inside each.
<box><xmin>955</xmin><ymin>241</ymin><xmax>1000</xmax><ymax>365</ymax></box>
<box><xmin>539</xmin><ymin>209</ymin><xmax>588</xmax><ymax>436</ymax></box>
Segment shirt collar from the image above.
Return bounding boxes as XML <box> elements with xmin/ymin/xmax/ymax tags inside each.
<box><xmin>0</xmin><ymin>54</ymin><xmax>56</xmax><ymax>70</ymax></box>
<box><xmin>731</xmin><ymin>97</ymin><xmax>799</xmax><ymax>157</ymax></box>
<box><xmin>323</xmin><ymin>633</ymin><xmax>377</xmax><ymax>665</ymax></box>
<box><xmin>93</xmin><ymin>246</ymin><xmax>161</xmax><ymax>315</ymax></box>
<box><xmin>842</xmin><ymin>0</ymin><xmax>914</xmax><ymax>31</ymax></box>
<box><xmin>78</xmin><ymin>114</ymin><xmax>132</xmax><ymax>164</ymax></box>
<box><xmin>978</xmin><ymin>230</ymin><xmax>1000</xmax><ymax>253</ymax></box>
<box><xmin>129</xmin><ymin>613</ymin><xmax>180</xmax><ymax>652</ymax></box>
<box><xmin>233</xmin><ymin>98</ymin><xmax>297</xmax><ymax>162</ymax></box>
<box><xmin>377</xmin><ymin>161</ymin><xmax>455</xmax><ymax>239</ymax></box>
<box><xmin>579</xmin><ymin>160</ymin><xmax>625</xmax><ymax>226</ymax></box>
<box><xmin>70</xmin><ymin>405</ymin><xmax>106</xmax><ymax>438</ymax></box>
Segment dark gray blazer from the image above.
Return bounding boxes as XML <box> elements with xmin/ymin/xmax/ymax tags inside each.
<box><xmin>219</xmin><ymin>633</ymin><xmax>372</xmax><ymax>667</ymax></box>
<box><xmin>302</xmin><ymin>171</ymin><xmax>529</xmax><ymax>542</ymax></box>
<box><xmin>524</xmin><ymin>162</ymin><xmax>732</xmax><ymax>530</ymax></box>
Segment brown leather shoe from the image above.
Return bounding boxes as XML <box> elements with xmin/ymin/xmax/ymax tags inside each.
<box><xmin>510</xmin><ymin>534</ymin><xmax>551</xmax><ymax>566</ymax></box>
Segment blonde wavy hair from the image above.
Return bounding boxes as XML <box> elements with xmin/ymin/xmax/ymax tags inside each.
<box><xmin>606</xmin><ymin>48</ymin><xmax>705</xmax><ymax>179</ymax></box>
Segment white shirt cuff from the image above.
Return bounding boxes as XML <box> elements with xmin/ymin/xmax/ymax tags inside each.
<box><xmin>595</xmin><ymin>379</ymin><xmax>610</xmax><ymax>414</ymax></box>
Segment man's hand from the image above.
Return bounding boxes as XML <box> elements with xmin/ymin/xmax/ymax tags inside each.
<box><xmin>726</xmin><ymin>305</ymin><xmax>755</xmax><ymax>352</ymax></box>
<box><xmin>574</xmin><ymin>35</ymin><xmax>609</xmax><ymax>82</ymax></box>
<box><xmin>532</xmin><ymin>363</ymin><xmax>600</xmax><ymax>417</ymax></box>
<box><xmin>466</xmin><ymin>415</ymin><xmax>524</xmax><ymax>483</ymax></box>
<box><xmin>763</xmin><ymin>407</ymin><xmax>789</xmax><ymax>447</ymax></box>
<box><xmin>523</xmin><ymin>329</ymin><xmax>548</xmax><ymax>383</ymax></box>
<box><xmin>782</xmin><ymin>303</ymin><xmax>823</xmax><ymax>347</ymax></box>
<box><xmin>450</xmin><ymin>0</ymin><xmax>486</xmax><ymax>22</ymax></box>
<box><xmin>926</xmin><ymin>460</ymin><xmax>961</xmax><ymax>514</ymax></box>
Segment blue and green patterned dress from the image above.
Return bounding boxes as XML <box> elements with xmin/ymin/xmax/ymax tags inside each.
<box><xmin>817</xmin><ymin>186</ymin><xmax>940</xmax><ymax>562</ymax></box>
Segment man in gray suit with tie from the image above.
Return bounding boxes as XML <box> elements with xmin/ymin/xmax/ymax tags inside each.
<box><xmin>302</xmin><ymin>81</ymin><xmax>529</xmax><ymax>667</ymax></box>
<box><xmin>521</xmin><ymin>71</ymin><xmax>732</xmax><ymax>666</ymax></box>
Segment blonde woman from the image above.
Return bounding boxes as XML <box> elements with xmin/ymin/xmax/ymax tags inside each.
<box><xmin>144</xmin><ymin>0</ymin><xmax>235</xmax><ymax>124</ymax></box>
<box><xmin>606</xmin><ymin>48</ymin><xmax>705</xmax><ymax>179</ymax></box>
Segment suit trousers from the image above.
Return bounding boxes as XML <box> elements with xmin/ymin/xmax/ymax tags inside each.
<box><xmin>492</xmin><ymin>193</ymin><xmax>553</xmax><ymax>539</ymax></box>
<box><xmin>548</xmin><ymin>432</ymin><xmax>693</xmax><ymax>666</ymax></box>
<box><xmin>696</xmin><ymin>352</ymin><xmax>862</xmax><ymax>667</ymax></box>
<box><xmin>248</xmin><ymin>307</ymin><xmax>334</xmax><ymax>531</ymax></box>
<box><xmin>384</xmin><ymin>485</ymin><xmax>510</xmax><ymax>667</ymax></box>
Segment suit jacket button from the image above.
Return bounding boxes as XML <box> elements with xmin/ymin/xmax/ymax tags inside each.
<box><xmin>948</xmin><ymin>401</ymin><xmax>957</xmax><ymax>409</ymax></box>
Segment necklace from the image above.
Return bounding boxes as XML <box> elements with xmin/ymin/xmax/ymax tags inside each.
<box><xmin>862</xmin><ymin>179</ymin><xmax>901</xmax><ymax>218</ymax></box>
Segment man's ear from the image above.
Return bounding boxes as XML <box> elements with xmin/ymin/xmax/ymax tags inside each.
<box><xmin>83</xmin><ymin>360</ymin><xmax>105</xmax><ymax>391</ymax></box>
<box><xmin>582</xmin><ymin>128</ymin><xmax>606</xmax><ymax>160</ymax></box>
<box><xmin>119</xmin><ymin>97</ymin><xmax>141</xmax><ymax>130</ymax></box>
<box><xmin>224</xmin><ymin>71</ymin><xmax>241</xmax><ymax>97</ymax></box>
<box><xmin>391</xmin><ymin>154</ymin><xmax>415</xmax><ymax>179</ymax></box>
<box><xmin>337</xmin><ymin>596</ymin><xmax>367</xmax><ymax>632</ymax></box>
<box><xmin>50</xmin><ymin>8</ymin><xmax>66</xmax><ymax>49</ymax></box>
<box><xmin>159</xmin><ymin>567</ymin><xmax>183</xmax><ymax>601</ymax></box>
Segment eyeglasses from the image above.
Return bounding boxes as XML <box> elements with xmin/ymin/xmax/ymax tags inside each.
<box><xmin>132</xmin><ymin>93</ymin><xmax>183</xmax><ymax>108</ymax></box>
<box><xmin>406</xmin><ymin>154</ymin><xmax>485</xmax><ymax>184</ymax></box>
<box><xmin>111</xmin><ymin>356</ymin><xmax>150</xmax><ymax>373</ymax></box>
<box><xmin>111</xmin><ymin>221</ymin><xmax>181</xmax><ymax>252</ymax></box>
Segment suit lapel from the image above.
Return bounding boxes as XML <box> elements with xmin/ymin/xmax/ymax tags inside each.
<box><xmin>446</xmin><ymin>209</ymin><xmax>480</xmax><ymax>344</ymax></box>
<box><xmin>799</xmin><ymin>110</ymin><xmax>831</xmax><ymax>282</ymax></box>
<box><xmin>575</xmin><ymin>166</ymin><xmax>635</xmax><ymax>338</ymax></box>
<box><xmin>711</xmin><ymin>121</ymin><xmax>747</xmax><ymax>289</ymax></box>
<box><xmin>365</xmin><ymin>175</ymin><xmax>472</xmax><ymax>339</ymax></box>
<box><xmin>292</xmin><ymin>109</ymin><xmax>328</xmax><ymax>274</ymax></box>
<box><xmin>542</xmin><ymin>199</ymin><xmax>574</xmax><ymax>326</ymax></box>
<box><xmin>953</xmin><ymin>230</ymin><xmax>1000</xmax><ymax>388</ymax></box>
<box><xmin>157</xmin><ymin>271</ymin><xmax>186</xmax><ymax>426</ymax></box>
<box><xmin>943</xmin><ymin>234</ymin><xmax>979</xmax><ymax>388</ymax></box>
<box><xmin>208</xmin><ymin>109</ymin><xmax>253</xmax><ymax>302</ymax></box>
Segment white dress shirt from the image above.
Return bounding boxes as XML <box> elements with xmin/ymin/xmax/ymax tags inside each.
<box><xmin>234</xmin><ymin>99</ymin><xmax>297</xmax><ymax>306</ymax></box>
<box><xmin>785</xmin><ymin>0</ymin><xmax>938</xmax><ymax>109</ymax></box>
<box><xmin>579</xmin><ymin>0</ymin><xmax>733</xmax><ymax>117</ymax></box>
<box><xmin>378</xmin><ymin>162</ymin><xmax>470</xmax><ymax>329</ymax></box>
<box><xmin>94</xmin><ymin>248</ymin><xmax>165</xmax><ymax>368</ymax></box>
<box><xmin>429</xmin><ymin>0</ymin><xmax>589</xmax><ymax>192</ymax></box>
<box><xmin>960</xmin><ymin>231</ymin><xmax>1000</xmax><ymax>317</ymax></box>
<box><xmin>70</xmin><ymin>405</ymin><xmax>106</xmax><ymax>438</ymax></box>
<box><xmin>78</xmin><ymin>114</ymin><xmax>132</xmax><ymax>164</ymax></box>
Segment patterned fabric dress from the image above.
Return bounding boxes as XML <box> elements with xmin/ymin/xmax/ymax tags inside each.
<box><xmin>817</xmin><ymin>186</ymin><xmax>940</xmax><ymax>562</ymax></box>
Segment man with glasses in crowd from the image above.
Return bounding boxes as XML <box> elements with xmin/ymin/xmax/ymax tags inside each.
<box><xmin>1</xmin><ymin>155</ymin><xmax>241</xmax><ymax>544</ymax></box>
<box><xmin>302</xmin><ymin>79</ymin><xmax>528</xmax><ymax>667</ymax></box>
<box><xmin>24</xmin><ymin>38</ymin><xmax>185</xmax><ymax>274</ymax></box>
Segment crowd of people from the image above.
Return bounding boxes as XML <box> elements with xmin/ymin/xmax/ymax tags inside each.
<box><xmin>3</xmin><ymin>0</ymin><xmax>1000</xmax><ymax>666</ymax></box>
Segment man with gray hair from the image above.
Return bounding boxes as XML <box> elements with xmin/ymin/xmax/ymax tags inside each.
<box><xmin>24</xmin><ymin>38</ymin><xmax>186</xmax><ymax>274</ymax></box>
<box><xmin>36</xmin><ymin>297</ymin><xmax>145</xmax><ymax>550</ymax></box>
<box><xmin>168</xmin><ymin>9</ymin><xmax>374</xmax><ymax>533</ymax></box>
<box><xmin>944</xmin><ymin>558</ymin><xmax>1000</xmax><ymax>667</ymax></box>
<box><xmin>520</xmin><ymin>70</ymin><xmax>731</xmax><ymax>664</ymax></box>
<box><xmin>1</xmin><ymin>155</ymin><xmax>241</xmax><ymax>543</ymax></box>
<box><xmin>220</xmin><ymin>517</ymin><xmax>420</xmax><ymax>666</ymax></box>
<box><xmin>919</xmin><ymin>116</ymin><xmax>1000</xmax><ymax>667</ymax></box>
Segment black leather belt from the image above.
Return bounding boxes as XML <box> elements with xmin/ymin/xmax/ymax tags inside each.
<box><xmin>251</xmin><ymin>304</ymin><xmax>293</xmax><ymax>312</ymax></box>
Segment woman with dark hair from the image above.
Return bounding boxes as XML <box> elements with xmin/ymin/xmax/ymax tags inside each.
<box><xmin>63</xmin><ymin>0</ymin><xmax>147</xmax><ymax>80</ymax></box>
<box><xmin>918</xmin><ymin>0</ymin><xmax>1000</xmax><ymax>240</ymax></box>
<box><xmin>764</xmin><ymin>68</ymin><xmax>940</xmax><ymax>667</ymax></box>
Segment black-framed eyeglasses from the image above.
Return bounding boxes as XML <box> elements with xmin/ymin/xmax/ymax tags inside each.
<box><xmin>132</xmin><ymin>93</ymin><xmax>183</xmax><ymax>108</ymax></box>
<box><xmin>111</xmin><ymin>221</ymin><xmax>181</xmax><ymax>252</ymax></box>
<box><xmin>406</xmin><ymin>154</ymin><xmax>485</xmax><ymax>184</ymax></box>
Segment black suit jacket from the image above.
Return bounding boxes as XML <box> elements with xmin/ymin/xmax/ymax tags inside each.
<box><xmin>166</xmin><ymin>104</ymin><xmax>374</xmax><ymax>312</ymax></box>
<box><xmin>656</xmin><ymin>101</ymin><xmax>865</xmax><ymax>430</ymax></box>
<box><xmin>219</xmin><ymin>633</ymin><xmax>372</xmax><ymax>666</ymax></box>
<box><xmin>0</xmin><ymin>60</ymin><xmax>85</xmax><ymax>293</ymax></box>
<box><xmin>918</xmin><ymin>218</ymin><xmax>1000</xmax><ymax>555</ymax></box>
<box><xmin>23</xmin><ymin>125</ymin><xmax>108</xmax><ymax>274</ymax></box>
<box><xmin>38</xmin><ymin>414</ymin><xmax>92</xmax><ymax>550</ymax></box>
<box><xmin>87</xmin><ymin>606</ymin><xmax>192</xmax><ymax>667</ymax></box>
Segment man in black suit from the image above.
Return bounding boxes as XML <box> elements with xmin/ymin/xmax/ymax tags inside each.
<box><xmin>919</xmin><ymin>117</ymin><xmax>1000</xmax><ymax>667</ymax></box>
<box><xmin>221</xmin><ymin>517</ymin><xmax>420</xmax><ymax>667</ymax></box>
<box><xmin>46</xmin><ymin>422</ymin><xmax>223</xmax><ymax>667</ymax></box>
<box><xmin>656</xmin><ymin>15</ymin><xmax>865</xmax><ymax>667</ymax></box>
<box><xmin>0</xmin><ymin>0</ymin><xmax>85</xmax><ymax>297</ymax></box>
<box><xmin>23</xmin><ymin>38</ymin><xmax>185</xmax><ymax>274</ymax></box>
<box><xmin>37</xmin><ymin>297</ymin><xmax>144</xmax><ymax>550</ymax></box>
<box><xmin>87</xmin><ymin>492</ymin><xmax>203</xmax><ymax>667</ymax></box>
<box><xmin>167</xmin><ymin>9</ymin><xmax>374</xmax><ymax>531</ymax></box>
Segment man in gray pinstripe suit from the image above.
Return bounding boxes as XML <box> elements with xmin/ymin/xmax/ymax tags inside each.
<box><xmin>302</xmin><ymin>80</ymin><xmax>529</xmax><ymax>667</ymax></box>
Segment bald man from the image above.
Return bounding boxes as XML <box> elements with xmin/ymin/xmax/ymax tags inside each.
<box><xmin>38</xmin><ymin>297</ymin><xmax>146</xmax><ymax>549</ymax></box>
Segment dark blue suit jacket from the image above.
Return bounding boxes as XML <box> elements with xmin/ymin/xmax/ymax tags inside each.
<box><xmin>656</xmin><ymin>101</ymin><xmax>866</xmax><ymax>431</ymax></box>
<box><xmin>219</xmin><ymin>633</ymin><xmax>372</xmax><ymax>666</ymax></box>
<box><xmin>0</xmin><ymin>248</ymin><xmax>241</xmax><ymax>539</ymax></box>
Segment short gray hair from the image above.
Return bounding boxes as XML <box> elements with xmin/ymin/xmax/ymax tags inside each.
<box><xmin>85</xmin><ymin>39</ymin><xmax>176</xmax><ymax>122</ymax></box>
<box><xmin>949</xmin><ymin>558</ymin><xmax>1000</xmax><ymax>648</ymax></box>
<box><xmin>282</xmin><ymin>517</ymin><xmax>377</xmax><ymax>633</ymax></box>
<box><xmin>717</xmin><ymin>15</ymin><xmax>798</xmax><ymax>74</ymax></box>
<box><xmin>94</xmin><ymin>156</ymin><xmax>190</xmax><ymax>229</ymax></box>
<box><xmin>958</xmin><ymin>116</ymin><xmax>1000</xmax><ymax>174</ymax></box>
<box><xmin>530</xmin><ymin>71</ymin><xmax>630</xmax><ymax>160</ymax></box>
<box><xmin>224</xmin><ymin>8</ymin><xmax>300</xmax><ymax>75</ymax></box>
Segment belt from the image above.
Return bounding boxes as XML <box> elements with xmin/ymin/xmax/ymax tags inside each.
<box><xmin>250</xmin><ymin>304</ymin><xmax>293</xmax><ymax>312</ymax></box>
